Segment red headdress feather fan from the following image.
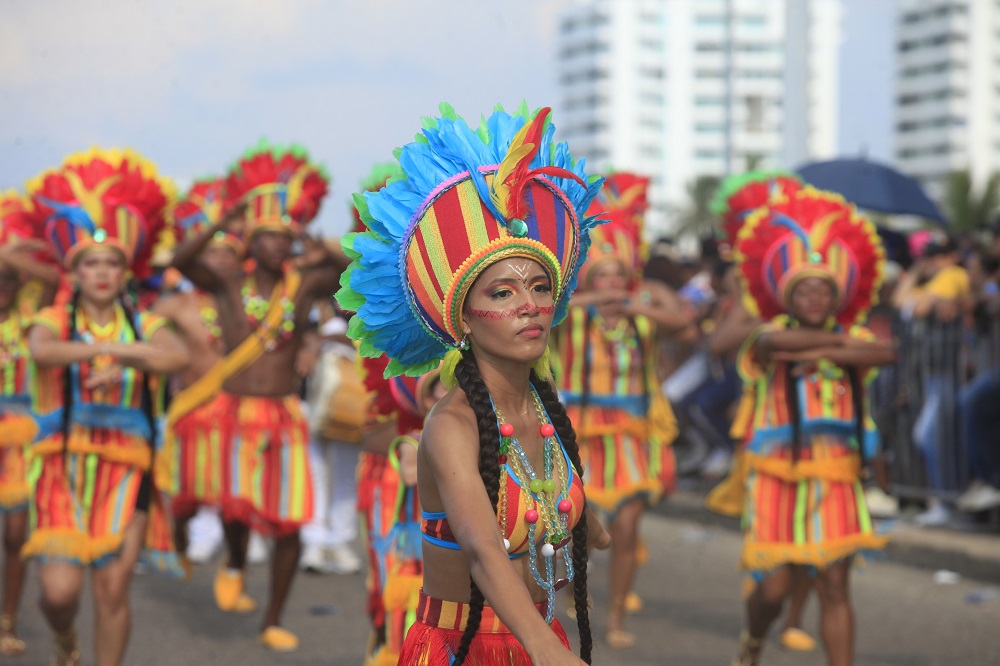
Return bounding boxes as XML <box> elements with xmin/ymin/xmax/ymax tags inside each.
<box><xmin>224</xmin><ymin>141</ymin><xmax>329</xmax><ymax>238</ymax></box>
<box><xmin>711</xmin><ymin>171</ymin><xmax>803</xmax><ymax>245</ymax></box>
<box><xmin>735</xmin><ymin>186</ymin><xmax>885</xmax><ymax>328</ymax></box>
<box><xmin>26</xmin><ymin>148</ymin><xmax>174</xmax><ymax>280</ymax></box>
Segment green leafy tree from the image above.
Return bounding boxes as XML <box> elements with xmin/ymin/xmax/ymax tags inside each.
<box><xmin>674</xmin><ymin>175</ymin><xmax>722</xmax><ymax>237</ymax></box>
<box><xmin>943</xmin><ymin>169</ymin><xmax>1000</xmax><ymax>232</ymax></box>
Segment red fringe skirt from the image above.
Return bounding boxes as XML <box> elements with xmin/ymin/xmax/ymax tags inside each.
<box><xmin>217</xmin><ymin>393</ymin><xmax>313</xmax><ymax>537</ymax></box>
<box><xmin>398</xmin><ymin>590</ymin><xmax>569</xmax><ymax>665</ymax></box>
<box><xmin>168</xmin><ymin>392</ymin><xmax>229</xmax><ymax>518</ymax></box>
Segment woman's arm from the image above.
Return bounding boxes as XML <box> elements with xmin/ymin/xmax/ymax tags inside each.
<box><xmin>28</xmin><ymin>324</ymin><xmax>102</xmax><ymax>368</ymax></box>
<box><xmin>171</xmin><ymin>204</ymin><xmax>245</xmax><ymax>292</ymax></box>
<box><xmin>0</xmin><ymin>240</ymin><xmax>61</xmax><ymax>286</ymax></box>
<box><xmin>421</xmin><ymin>410</ymin><xmax>583</xmax><ymax>665</ymax></box>
<box><xmin>757</xmin><ymin>328</ymin><xmax>846</xmax><ymax>355</ymax></box>
<box><xmin>772</xmin><ymin>337</ymin><xmax>897</xmax><ymax>369</ymax></box>
<box><xmin>626</xmin><ymin>280</ymin><xmax>694</xmax><ymax>334</ymax></box>
<box><xmin>707</xmin><ymin>302</ymin><xmax>758</xmax><ymax>357</ymax></box>
<box><xmin>106</xmin><ymin>325</ymin><xmax>190</xmax><ymax>375</ymax></box>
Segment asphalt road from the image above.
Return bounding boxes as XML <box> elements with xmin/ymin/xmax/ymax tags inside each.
<box><xmin>9</xmin><ymin>512</ymin><xmax>1000</xmax><ymax>665</ymax></box>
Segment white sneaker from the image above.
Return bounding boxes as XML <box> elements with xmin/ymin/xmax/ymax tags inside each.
<box><xmin>247</xmin><ymin>532</ymin><xmax>270</xmax><ymax>564</ymax></box>
<box><xmin>957</xmin><ymin>482</ymin><xmax>1000</xmax><ymax>512</ymax></box>
<box><xmin>324</xmin><ymin>545</ymin><xmax>362</xmax><ymax>575</ymax></box>
<box><xmin>700</xmin><ymin>449</ymin><xmax>732</xmax><ymax>480</ymax></box>
<box><xmin>865</xmin><ymin>487</ymin><xmax>900</xmax><ymax>518</ymax></box>
<box><xmin>299</xmin><ymin>544</ymin><xmax>330</xmax><ymax>574</ymax></box>
<box><xmin>914</xmin><ymin>500</ymin><xmax>953</xmax><ymax>527</ymax></box>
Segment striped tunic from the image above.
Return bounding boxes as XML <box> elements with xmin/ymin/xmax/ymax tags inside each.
<box><xmin>737</xmin><ymin>316</ymin><xmax>888</xmax><ymax>574</ymax></box>
<box><xmin>23</xmin><ymin>304</ymin><xmax>179</xmax><ymax>573</ymax></box>
<box><xmin>0</xmin><ymin>312</ymin><xmax>37</xmax><ymax>510</ymax></box>
<box><xmin>551</xmin><ymin>306</ymin><xmax>675</xmax><ymax>515</ymax></box>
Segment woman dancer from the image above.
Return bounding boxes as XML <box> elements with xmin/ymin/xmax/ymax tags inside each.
<box><xmin>731</xmin><ymin>187</ymin><xmax>895</xmax><ymax>666</ymax></box>
<box><xmin>338</xmin><ymin>103</ymin><xmax>611</xmax><ymax>665</ymax></box>
<box><xmin>551</xmin><ymin>185</ymin><xmax>689</xmax><ymax>648</ymax></box>
<box><xmin>24</xmin><ymin>149</ymin><xmax>188</xmax><ymax>666</ymax></box>
<box><xmin>0</xmin><ymin>191</ymin><xmax>60</xmax><ymax>655</ymax></box>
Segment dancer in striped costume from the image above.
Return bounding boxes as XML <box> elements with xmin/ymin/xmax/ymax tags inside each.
<box><xmin>339</xmin><ymin>103</ymin><xmax>611</xmax><ymax>666</ymax></box>
<box><xmin>155</xmin><ymin>177</ymin><xmax>246</xmax><ymax>582</ymax></box>
<box><xmin>731</xmin><ymin>187</ymin><xmax>895</xmax><ymax>666</ymax></box>
<box><xmin>172</xmin><ymin>142</ymin><xmax>346</xmax><ymax>651</ymax></box>
<box><xmin>0</xmin><ymin>191</ymin><xmax>60</xmax><ymax>656</ymax></box>
<box><xmin>23</xmin><ymin>149</ymin><xmax>189</xmax><ymax>666</ymax></box>
<box><xmin>551</xmin><ymin>174</ymin><xmax>689</xmax><ymax>649</ymax></box>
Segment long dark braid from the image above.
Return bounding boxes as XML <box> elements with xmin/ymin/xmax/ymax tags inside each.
<box><xmin>784</xmin><ymin>362</ymin><xmax>803</xmax><ymax>463</ymax></box>
<box><xmin>118</xmin><ymin>294</ymin><xmax>157</xmax><ymax>450</ymax></box>
<box><xmin>530</xmin><ymin>370</ymin><xmax>592</xmax><ymax>664</ymax></box>
<box><xmin>60</xmin><ymin>290</ymin><xmax>81</xmax><ymax>462</ymax></box>
<box><xmin>847</xmin><ymin>367</ymin><xmax>867</xmax><ymax>469</ymax></box>
<box><xmin>450</xmin><ymin>350</ymin><xmax>502</xmax><ymax>665</ymax></box>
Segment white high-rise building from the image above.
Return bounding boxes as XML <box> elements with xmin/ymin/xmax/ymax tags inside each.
<box><xmin>894</xmin><ymin>0</ymin><xmax>1000</xmax><ymax>200</ymax></box>
<box><xmin>555</xmin><ymin>0</ymin><xmax>841</xmax><ymax>235</ymax></box>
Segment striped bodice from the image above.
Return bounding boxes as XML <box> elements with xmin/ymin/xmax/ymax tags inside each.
<box><xmin>30</xmin><ymin>304</ymin><xmax>166</xmax><ymax>441</ymax></box>
<box><xmin>0</xmin><ymin>313</ymin><xmax>32</xmax><ymax>408</ymax></box>
<box><xmin>552</xmin><ymin>306</ymin><xmax>652</xmax><ymax>415</ymax></box>
<box><xmin>421</xmin><ymin>443</ymin><xmax>586</xmax><ymax>559</ymax></box>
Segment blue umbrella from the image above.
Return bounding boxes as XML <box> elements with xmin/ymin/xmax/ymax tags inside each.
<box><xmin>796</xmin><ymin>158</ymin><xmax>946</xmax><ymax>223</ymax></box>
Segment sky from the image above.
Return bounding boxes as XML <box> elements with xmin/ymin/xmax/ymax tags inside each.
<box><xmin>0</xmin><ymin>0</ymin><xmax>896</xmax><ymax>236</ymax></box>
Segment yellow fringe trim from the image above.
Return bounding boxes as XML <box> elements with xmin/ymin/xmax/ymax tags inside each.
<box><xmin>22</xmin><ymin>528</ymin><xmax>126</xmax><ymax>565</ymax></box>
<box><xmin>648</xmin><ymin>392</ymin><xmax>678</xmax><ymax>444</ymax></box>
<box><xmin>30</xmin><ymin>440</ymin><xmax>151</xmax><ymax>470</ymax></box>
<box><xmin>741</xmin><ymin>532</ymin><xmax>889</xmax><ymax>572</ymax></box>
<box><xmin>0</xmin><ymin>416</ymin><xmax>37</xmax><ymax>447</ymax></box>
<box><xmin>383</xmin><ymin>573</ymin><xmax>422</xmax><ymax>613</ymax></box>
<box><xmin>0</xmin><ymin>485</ymin><xmax>29</xmax><ymax>509</ymax></box>
<box><xmin>746</xmin><ymin>454</ymin><xmax>860</xmax><ymax>483</ymax></box>
<box><xmin>365</xmin><ymin>648</ymin><xmax>399</xmax><ymax>666</ymax></box>
<box><xmin>705</xmin><ymin>449</ymin><xmax>748</xmax><ymax>518</ymax></box>
<box><xmin>586</xmin><ymin>479</ymin><xmax>662</xmax><ymax>513</ymax></box>
<box><xmin>576</xmin><ymin>417</ymin><xmax>648</xmax><ymax>440</ymax></box>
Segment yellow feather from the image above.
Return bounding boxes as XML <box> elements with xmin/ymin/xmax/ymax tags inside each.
<box><xmin>62</xmin><ymin>170</ymin><xmax>119</xmax><ymax>227</ymax></box>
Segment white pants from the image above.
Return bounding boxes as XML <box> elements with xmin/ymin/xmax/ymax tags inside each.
<box><xmin>301</xmin><ymin>438</ymin><xmax>360</xmax><ymax>548</ymax></box>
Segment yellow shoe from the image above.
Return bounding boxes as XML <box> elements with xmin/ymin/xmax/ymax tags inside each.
<box><xmin>779</xmin><ymin>627</ymin><xmax>816</xmax><ymax>652</ymax></box>
<box><xmin>214</xmin><ymin>569</ymin><xmax>251</xmax><ymax>612</ymax></box>
<box><xmin>259</xmin><ymin>626</ymin><xmax>299</xmax><ymax>652</ymax></box>
<box><xmin>233</xmin><ymin>593</ymin><xmax>257</xmax><ymax>613</ymax></box>
<box><xmin>624</xmin><ymin>591</ymin><xmax>643</xmax><ymax>614</ymax></box>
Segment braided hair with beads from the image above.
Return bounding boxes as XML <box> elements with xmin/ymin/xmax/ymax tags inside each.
<box><xmin>450</xmin><ymin>350</ymin><xmax>592</xmax><ymax>665</ymax></box>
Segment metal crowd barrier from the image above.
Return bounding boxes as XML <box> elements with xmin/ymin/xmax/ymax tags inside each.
<box><xmin>872</xmin><ymin>308</ymin><xmax>1000</xmax><ymax>504</ymax></box>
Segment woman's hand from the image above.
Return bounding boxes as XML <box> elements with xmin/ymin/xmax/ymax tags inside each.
<box><xmin>83</xmin><ymin>364</ymin><xmax>123</xmax><ymax>391</ymax></box>
<box><xmin>527</xmin><ymin>642</ymin><xmax>588</xmax><ymax>666</ymax></box>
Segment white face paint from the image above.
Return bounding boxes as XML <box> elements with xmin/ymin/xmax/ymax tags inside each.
<box><xmin>511</xmin><ymin>261</ymin><xmax>533</xmax><ymax>286</ymax></box>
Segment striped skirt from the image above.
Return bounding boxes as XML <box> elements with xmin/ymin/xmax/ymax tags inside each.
<box><xmin>23</xmin><ymin>429</ymin><xmax>181</xmax><ymax>575</ymax></box>
<box><xmin>167</xmin><ymin>392</ymin><xmax>229</xmax><ymax>518</ymax></box>
<box><xmin>218</xmin><ymin>393</ymin><xmax>313</xmax><ymax>537</ymax></box>
<box><xmin>0</xmin><ymin>412</ymin><xmax>35</xmax><ymax>512</ymax></box>
<box><xmin>398</xmin><ymin>590</ymin><xmax>569</xmax><ymax>666</ymax></box>
<box><xmin>741</xmin><ymin>436</ymin><xmax>888</xmax><ymax>575</ymax></box>
<box><xmin>569</xmin><ymin>405</ymin><xmax>664</xmax><ymax>516</ymax></box>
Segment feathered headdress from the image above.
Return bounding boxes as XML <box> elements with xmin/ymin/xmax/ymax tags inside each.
<box><xmin>224</xmin><ymin>140</ymin><xmax>329</xmax><ymax>239</ymax></box>
<box><xmin>337</xmin><ymin>102</ymin><xmax>605</xmax><ymax>378</ymax></box>
<box><xmin>711</xmin><ymin>171</ymin><xmax>803</xmax><ymax>245</ymax></box>
<box><xmin>350</xmin><ymin>162</ymin><xmax>404</xmax><ymax>235</ymax></box>
<box><xmin>26</xmin><ymin>148</ymin><xmax>174</xmax><ymax>279</ymax></box>
<box><xmin>734</xmin><ymin>186</ymin><xmax>885</xmax><ymax>327</ymax></box>
<box><xmin>582</xmin><ymin>171</ymin><xmax>649</xmax><ymax>287</ymax></box>
<box><xmin>171</xmin><ymin>176</ymin><xmax>244</xmax><ymax>255</ymax></box>
<box><xmin>0</xmin><ymin>190</ymin><xmax>36</xmax><ymax>247</ymax></box>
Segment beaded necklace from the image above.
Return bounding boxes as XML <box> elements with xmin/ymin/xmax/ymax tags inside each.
<box><xmin>493</xmin><ymin>388</ymin><xmax>575</xmax><ymax>624</ymax></box>
<box><xmin>240</xmin><ymin>275</ymin><xmax>295</xmax><ymax>351</ymax></box>
<box><xmin>0</xmin><ymin>313</ymin><xmax>24</xmax><ymax>392</ymax></box>
<box><xmin>197</xmin><ymin>294</ymin><xmax>223</xmax><ymax>344</ymax></box>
